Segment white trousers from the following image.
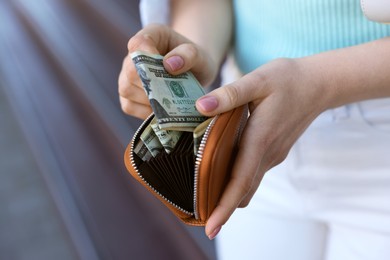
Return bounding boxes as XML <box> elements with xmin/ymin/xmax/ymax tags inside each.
<box><xmin>216</xmin><ymin>100</ymin><xmax>390</xmax><ymax>260</ymax></box>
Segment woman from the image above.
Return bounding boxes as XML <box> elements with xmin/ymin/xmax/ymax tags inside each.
<box><xmin>118</xmin><ymin>1</ymin><xmax>390</xmax><ymax>259</ymax></box>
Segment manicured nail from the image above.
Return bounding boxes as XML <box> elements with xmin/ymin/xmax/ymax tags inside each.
<box><xmin>197</xmin><ymin>96</ymin><xmax>218</xmax><ymax>112</ymax></box>
<box><xmin>208</xmin><ymin>226</ymin><xmax>222</xmax><ymax>240</ymax></box>
<box><xmin>165</xmin><ymin>56</ymin><xmax>184</xmax><ymax>71</ymax></box>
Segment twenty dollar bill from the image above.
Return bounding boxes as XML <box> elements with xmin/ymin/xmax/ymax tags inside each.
<box><xmin>131</xmin><ymin>51</ymin><xmax>207</xmax><ymax>132</ymax></box>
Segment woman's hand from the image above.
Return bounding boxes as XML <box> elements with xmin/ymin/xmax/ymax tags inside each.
<box><xmin>197</xmin><ymin>58</ymin><xmax>330</xmax><ymax>239</ymax></box>
<box><xmin>118</xmin><ymin>24</ymin><xmax>219</xmax><ymax>119</ymax></box>
<box><xmin>199</xmin><ymin>37</ymin><xmax>390</xmax><ymax>239</ymax></box>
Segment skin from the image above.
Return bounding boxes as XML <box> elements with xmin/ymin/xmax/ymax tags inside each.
<box><xmin>118</xmin><ymin>0</ymin><xmax>390</xmax><ymax>240</ymax></box>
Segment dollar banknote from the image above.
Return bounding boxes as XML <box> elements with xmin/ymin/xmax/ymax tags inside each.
<box><xmin>140</xmin><ymin>121</ymin><xmax>164</xmax><ymax>157</ymax></box>
<box><xmin>135</xmin><ymin>116</ymin><xmax>213</xmax><ymax>160</ymax></box>
<box><xmin>131</xmin><ymin>51</ymin><xmax>207</xmax><ymax>132</ymax></box>
<box><xmin>150</xmin><ymin>117</ymin><xmax>182</xmax><ymax>154</ymax></box>
<box><xmin>134</xmin><ymin>140</ymin><xmax>153</xmax><ymax>161</ymax></box>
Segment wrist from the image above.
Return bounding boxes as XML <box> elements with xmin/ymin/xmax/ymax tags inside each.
<box><xmin>287</xmin><ymin>58</ymin><xmax>331</xmax><ymax>117</ymax></box>
<box><xmin>297</xmin><ymin>38</ymin><xmax>390</xmax><ymax>110</ymax></box>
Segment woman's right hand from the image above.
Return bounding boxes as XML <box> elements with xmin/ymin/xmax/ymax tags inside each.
<box><xmin>118</xmin><ymin>24</ymin><xmax>219</xmax><ymax>119</ymax></box>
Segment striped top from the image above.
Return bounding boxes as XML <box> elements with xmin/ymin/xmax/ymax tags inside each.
<box><xmin>233</xmin><ymin>0</ymin><xmax>390</xmax><ymax>73</ymax></box>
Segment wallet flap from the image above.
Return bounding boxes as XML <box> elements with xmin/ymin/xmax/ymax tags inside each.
<box><xmin>196</xmin><ymin>105</ymin><xmax>248</xmax><ymax>223</ymax></box>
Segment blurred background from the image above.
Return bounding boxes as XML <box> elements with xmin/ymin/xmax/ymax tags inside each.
<box><xmin>0</xmin><ymin>0</ymin><xmax>215</xmax><ymax>259</ymax></box>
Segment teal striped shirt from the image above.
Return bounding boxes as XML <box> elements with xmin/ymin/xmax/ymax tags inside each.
<box><xmin>233</xmin><ymin>0</ymin><xmax>390</xmax><ymax>73</ymax></box>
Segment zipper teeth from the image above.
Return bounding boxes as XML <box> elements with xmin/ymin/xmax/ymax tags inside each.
<box><xmin>129</xmin><ymin>114</ymin><xmax>193</xmax><ymax>216</ymax></box>
<box><xmin>193</xmin><ymin>116</ymin><xmax>218</xmax><ymax>220</ymax></box>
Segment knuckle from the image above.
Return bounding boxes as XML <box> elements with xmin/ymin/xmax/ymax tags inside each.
<box><xmin>118</xmin><ymin>72</ymin><xmax>126</xmax><ymax>88</ymax></box>
<box><xmin>123</xmin><ymin>55</ymin><xmax>134</xmax><ymax>72</ymax></box>
<box><xmin>235</xmin><ymin>176</ymin><xmax>253</xmax><ymax>197</ymax></box>
<box><xmin>118</xmin><ymin>75</ymin><xmax>133</xmax><ymax>97</ymax></box>
<box><xmin>118</xmin><ymin>85</ymin><xmax>131</xmax><ymax>98</ymax></box>
<box><xmin>128</xmin><ymin>24</ymin><xmax>166</xmax><ymax>52</ymax></box>
<box><xmin>127</xmin><ymin>34</ymin><xmax>155</xmax><ymax>52</ymax></box>
<box><xmin>120</xmin><ymin>99</ymin><xmax>151</xmax><ymax>119</ymax></box>
<box><xmin>127</xmin><ymin>35</ymin><xmax>143</xmax><ymax>51</ymax></box>
<box><xmin>249</xmin><ymin>71</ymin><xmax>268</xmax><ymax>95</ymax></box>
<box><xmin>118</xmin><ymin>66</ymin><xmax>141</xmax><ymax>98</ymax></box>
<box><xmin>140</xmin><ymin>109</ymin><xmax>153</xmax><ymax>120</ymax></box>
<box><xmin>261</xmin><ymin>145</ymin><xmax>289</xmax><ymax>172</ymax></box>
<box><xmin>117</xmin><ymin>73</ymin><xmax>124</xmax><ymax>88</ymax></box>
<box><xmin>183</xmin><ymin>43</ymin><xmax>199</xmax><ymax>59</ymax></box>
<box><xmin>253</xmin><ymin>71</ymin><xmax>268</xmax><ymax>85</ymax></box>
<box><xmin>238</xmin><ymin>200</ymin><xmax>250</xmax><ymax>208</ymax></box>
<box><xmin>223</xmin><ymin>84</ymin><xmax>240</xmax><ymax>106</ymax></box>
<box><xmin>120</xmin><ymin>100</ymin><xmax>134</xmax><ymax>115</ymax></box>
<box><xmin>273</xmin><ymin>149</ymin><xmax>289</xmax><ymax>167</ymax></box>
<box><xmin>274</xmin><ymin>57</ymin><xmax>295</xmax><ymax>68</ymax></box>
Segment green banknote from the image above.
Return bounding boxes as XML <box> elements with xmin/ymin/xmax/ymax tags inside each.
<box><xmin>131</xmin><ymin>51</ymin><xmax>207</xmax><ymax>132</ymax></box>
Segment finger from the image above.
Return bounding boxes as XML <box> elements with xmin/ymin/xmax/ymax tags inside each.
<box><xmin>163</xmin><ymin>43</ymin><xmax>217</xmax><ymax>86</ymax></box>
<box><xmin>118</xmin><ymin>71</ymin><xmax>149</xmax><ymax>105</ymax></box>
<box><xmin>120</xmin><ymin>96</ymin><xmax>152</xmax><ymax>119</ymax></box>
<box><xmin>127</xmin><ymin>24</ymin><xmax>190</xmax><ymax>56</ymax></box>
<box><xmin>205</xmin><ymin>117</ymin><xmax>266</xmax><ymax>239</ymax></box>
<box><xmin>238</xmin><ymin>168</ymin><xmax>266</xmax><ymax>208</ymax></box>
<box><xmin>118</xmin><ymin>54</ymin><xmax>150</xmax><ymax>105</ymax></box>
<box><xmin>239</xmin><ymin>140</ymin><xmax>291</xmax><ymax>208</ymax></box>
<box><xmin>237</xmin><ymin>148</ymin><xmax>281</xmax><ymax>208</ymax></box>
<box><xmin>237</xmin><ymin>101</ymin><xmax>292</xmax><ymax>207</ymax></box>
<box><xmin>128</xmin><ymin>24</ymin><xmax>216</xmax><ymax>86</ymax></box>
<box><xmin>118</xmin><ymin>54</ymin><xmax>143</xmax><ymax>91</ymax></box>
<box><xmin>127</xmin><ymin>25</ymin><xmax>163</xmax><ymax>55</ymax></box>
<box><xmin>196</xmin><ymin>74</ymin><xmax>265</xmax><ymax>116</ymax></box>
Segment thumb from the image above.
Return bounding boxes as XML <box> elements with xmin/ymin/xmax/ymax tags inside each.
<box><xmin>163</xmin><ymin>43</ymin><xmax>217</xmax><ymax>87</ymax></box>
<box><xmin>196</xmin><ymin>80</ymin><xmax>252</xmax><ymax>116</ymax></box>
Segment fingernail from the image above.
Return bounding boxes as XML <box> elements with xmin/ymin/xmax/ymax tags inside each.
<box><xmin>208</xmin><ymin>226</ymin><xmax>222</xmax><ymax>240</ymax></box>
<box><xmin>165</xmin><ymin>56</ymin><xmax>184</xmax><ymax>71</ymax></box>
<box><xmin>197</xmin><ymin>96</ymin><xmax>218</xmax><ymax>112</ymax></box>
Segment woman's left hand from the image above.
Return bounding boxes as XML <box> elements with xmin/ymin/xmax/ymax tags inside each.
<box><xmin>197</xmin><ymin>58</ymin><xmax>330</xmax><ymax>239</ymax></box>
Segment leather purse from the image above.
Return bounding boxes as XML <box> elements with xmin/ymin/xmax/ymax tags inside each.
<box><xmin>124</xmin><ymin>105</ymin><xmax>248</xmax><ymax>226</ymax></box>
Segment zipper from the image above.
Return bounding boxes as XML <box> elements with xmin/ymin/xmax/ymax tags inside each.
<box><xmin>193</xmin><ymin>116</ymin><xmax>218</xmax><ymax>220</ymax></box>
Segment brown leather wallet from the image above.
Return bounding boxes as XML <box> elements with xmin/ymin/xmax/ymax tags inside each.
<box><xmin>124</xmin><ymin>105</ymin><xmax>248</xmax><ymax>226</ymax></box>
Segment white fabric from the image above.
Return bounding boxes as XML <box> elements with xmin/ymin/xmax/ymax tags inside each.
<box><xmin>139</xmin><ymin>0</ymin><xmax>170</xmax><ymax>26</ymax></box>
<box><xmin>361</xmin><ymin>0</ymin><xmax>390</xmax><ymax>24</ymax></box>
<box><xmin>216</xmin><ymin>102</ymin><xmax>390</xmax><ymax>260</ymax></box>
<box><xmin>220</xmin><ymin>53</ymin><xmax>243</xmax><ymax>86</ymax></box>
